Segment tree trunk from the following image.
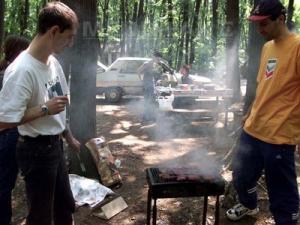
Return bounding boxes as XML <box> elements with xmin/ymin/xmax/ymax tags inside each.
<box><xmin>136</xmin><ymin>0</ymin><xmax>145</xmax><ymax>54</ymax></box>
<box><xmin>0</xmin><ymin>0</ymin><xmax>4</xmax><ymax>51</ymax></box>
<box><xmin>287</xmin><ymin>0</ymin><xmax>294</xmax><ymax>30</ymax></box>
<box><xmin>60</xmin><ymin>0</ymin><xmax>99</xmax><ymax>180</ymax></box>
<box><xmin>178</xmin><ymin>1</ymin><xmax>189</xmax><ymax>67</ymax></box>
<box><xmin>243</xmin><ymin>0</ymin><xmax>265</xmax><ymax>114</ymax></box>
<box><xmin>130</xmin><ymin>0</ymin><xmax>138</xmax><ymax>56</ymax></box>
<box><xmin>189</xmin><ymin>0</ymin><xmax>201</xmax><ymax>64</ymax></box>
<box><xmin>211</xmin><ymin>0</ymin><xmax>218</xmax><ymax>58</ymax></box>
<box><xmin>100</xmin><ymin>0</ymin><xmax>110</xmax><ymax>64</ymax></box>
<box><xmin>154</xmin><ymin>0</ymin><xmax>166</xmax><ymax>50</ymax></box>
<box><xmin>42</xmin><ymin>0</ymin><xmax>47</xmax><ymax>7</ymax></box>
<box><xmin>125</xmin><ymin>0</ymin><xmax>130</xmax><ymax>55</ymax></box>
<box><xmin>19</xmin><ymin>0</ymin><xmax>29</xmax><ymax>35</ymax></box>
<box><xmin>225</xmin><ymin>0</ymin><xmax>240</xmax><ymax>100</ymax></box>
<box><xmin>120</xmin><ymin>0</ymin><xmax>126</xmax><ymax>56</ymax></box>
<box><xmin>61</xmin><ymin>0</ymin><xmax>98</xmax><ymax>142</ymax></box>
<box><xmin>167</xmin><ymin>0</ymin><xmax>174</xmax><ymax>65</ymax></box>
<box><xmin>148</xmin><ymin>0</ymin><xmax>158</xmax><ymax>52</ymax></box>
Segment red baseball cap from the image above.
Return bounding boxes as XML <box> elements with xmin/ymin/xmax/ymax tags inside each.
<box><xmin>249</xmin><ymin>0</ymin><xmax>286</xmax><ymax>22</ymax></box>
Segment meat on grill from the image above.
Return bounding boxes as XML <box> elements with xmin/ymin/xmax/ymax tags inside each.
<box><xmin>158</xmin><ymin>167</ymin><xmax>217</xmax><ymax>182</ymax></box>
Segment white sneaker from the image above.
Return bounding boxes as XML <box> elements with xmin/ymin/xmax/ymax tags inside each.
<box><xmin>226</xmin><ymin>203</ymin><xmax>259</xmax><ymax>221</ymax></box>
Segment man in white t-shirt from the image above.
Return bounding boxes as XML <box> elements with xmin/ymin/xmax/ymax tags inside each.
<box><xmin>0</xmin><ymin>2</ymin><xmax>80</xmax><ymax>225</ymax></box>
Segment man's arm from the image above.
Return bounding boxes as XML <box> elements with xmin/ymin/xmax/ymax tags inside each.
<box><xmin>241</xmin><ymin>102</ymin><xmax>253</xmax><ymax>127</ymax></box>
<box><xmin>137</xmin><ymin>63</ymin><xmax>145</xmax><ymax>80</ymax></box>
<box><xmin>0</xmin><ymin>96</ymin><xmax>69</xmax><ymax>129</ymax></box>
<box><xmin>137</xmin><ymin>61</ymin><xmax>153</xmax><ymax>80</ymax></box>
<box><xmin>62</xmin><ymin>124</ymin><xmax>81</xmax><ymax>152</ymax></box>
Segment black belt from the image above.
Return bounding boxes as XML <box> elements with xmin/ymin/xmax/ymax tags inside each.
<box><xmin>0</xmin><ymin>129</ymin><xmax>9</xmax><ymax>135</ymax></box>
<box><xmin>0</xmin><ymin>128</ymin><xmax>18</xmax><ymax>135</ymax></box>
<box><xmin>19</xmin><ymin>134</ymin><xmax>61</xmax><ymax>143</ymax></box>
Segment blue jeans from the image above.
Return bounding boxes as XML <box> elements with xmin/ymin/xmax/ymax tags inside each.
<box><xmin>16</xmin><ymin>135</ymin><xmax>75</xmax><ymax>225</ymax></box>
<box><xmin>233</xmin><ymin>131</ymin><xmax>299</xmax><ymax>225</ymax></box>
<box><xmin>0</xmin><ymin>128</ymin><xmax>18</xmax><ymax>225</ymax></box>
<box><xmin>143</xmin><ymin>86</ymin><xmax>156</xmax><ymax>121</ymax></box>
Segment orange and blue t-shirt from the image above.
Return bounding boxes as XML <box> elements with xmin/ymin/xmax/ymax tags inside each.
<box><xmin>244</xmin><ymin>33</ymin><xmax>300</xmax><ymax>145</ymax></box>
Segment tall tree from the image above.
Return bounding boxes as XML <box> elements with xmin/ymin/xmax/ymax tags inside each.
<box><xmin>211</xmin><ymin>0</ymin><xmax>218</xmax><ymax>58</ymax></box>
<box><xmin>190</xmin><ymin>0</ymin><xmax>201</xmax><ymax>64</ymax></box>
<box><xmin>125</xmin><ymin>0</ymin><xmax>130</xmax><ymax>55</ymax></box>
<box><xmin>120</xmin><ymin>0</ymin><xmax>126</xmax><ymax>55</ymax></box>
<box><xmin>0</xmin><ymin>0</ymin><xmax>4</xmax><ymax>50</ymax></box>
<box><xmin>19</xmin><ymin>0</ymin><xmax>29</xmax><ymax>35</ymax></box>
<box><xmin>129</xmin><ymin>0</ymin><xmax>138</xmax><ymax>56</ymax></box>
<box><xmin>176</xmin><ymin>0</ymin><xmax>189</xmax><ymax>69</ymax></box>
<box><xmin>167</xmin><ymin>0</ymin><xmax>174</xmax><ymax>65</ymax></box>
<box><xmin>225</xmin><ymin>0</ymin><xmax>240</xmax><ymax>100</ymax></box>
<box><xmin>60</xmin><ymin>0</ymin><xmax>99</xmax><ymax>179</ymax></box>
<box><xmin>243</xmin><ymin>0</ymin><xmax>265</xmax><ymax>113</ymax></box>
<box><xmin>136</xmin><ymin>0</ymin><xmax>145</xmax><ymax>54</ymax></box>
<box><xmin>184</xmin><ymin>1</ymin><xmax>190</xmax><ymax>64</ymax></box>
<box><xmin>61</xmin><ymin>0</ymin><xmax>98</xmax><ymax>142</ymax></box>
<box><xmin>287</xmin><ymin>0</ymin><xmax>295</xmax><ymax>30</ymax></box>
<box><xmin>99</xmin><ymin>0</ymin><xmax>110</xmax><ymax>64</ymax></box>
<box><xmin>154</xmin><ymin>0</ymin><xmax>167</xmax><ymax>50</ymax></box>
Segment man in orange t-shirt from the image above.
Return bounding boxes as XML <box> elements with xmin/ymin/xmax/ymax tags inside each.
<box><xmin>226</xmin><ymin>0</ymin><xmax>300</xmax><ymax>224</ymax></box>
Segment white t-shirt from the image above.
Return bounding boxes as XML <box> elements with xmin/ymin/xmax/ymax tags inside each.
<box><xmin>0</xmin><ymin>51</ymin><xmax>69</xmax><ymax>137</ymax></box>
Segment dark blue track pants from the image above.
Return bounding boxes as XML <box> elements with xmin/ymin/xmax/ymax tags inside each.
<box><xmin>232</xmin><ymin>130</ymin><xmax>299</xmax><ymax>225</ymax></box>
<box><xmin>0</xmin><ymin>128</ymin><xmax>18</xmax><ymax>225</ymax></box>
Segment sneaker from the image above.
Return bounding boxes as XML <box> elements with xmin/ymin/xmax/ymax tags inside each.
<box><xmin>226</xmin><ymin>203</ymin><xmax>259</xmax><ymax>221</ymax></box>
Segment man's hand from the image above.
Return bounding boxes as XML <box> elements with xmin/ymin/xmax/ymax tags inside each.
<box><xmin>293</xmin><ymin>136</ymin><xmax>300</xmax><ymax>154</ymax></box>
<box><xmin>46</xmin><ymin>96</ymin><xmax>69</xmax><ymax>115</ymax></box>
<box><xmin>67</xmin><ymin>136</ymin><xmax>81</xmax><ymax>153</ymax></box>
<box><xmin>62</xmin><ymin>127</ymin><xmax>81</xmax><ymax>153</ymax></box>
<box><xmin>241</xmin><ymin>115</ymin><xmax>248</xmax><ymax>127</ymax></box>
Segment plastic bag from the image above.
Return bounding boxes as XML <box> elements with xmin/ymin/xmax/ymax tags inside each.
<box><xmin>69</xmin><ymin>174</ymin><xmax>114</xmax><ymax>207</ymax></box>
<box><xmin>157</xmin><ymin>94</ymin><xmax>174</xmax><ymax>111</ymax></box>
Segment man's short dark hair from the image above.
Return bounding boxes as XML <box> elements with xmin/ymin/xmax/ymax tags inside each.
<box><xmin>153</xmin><ymin>50</ymin><xmax>162</xmax><ymax>58</ymax></box>
<box><xmin>37</xmin><ymin>2</ymin><xmax>78</xmax><ymax>34</ymax></box>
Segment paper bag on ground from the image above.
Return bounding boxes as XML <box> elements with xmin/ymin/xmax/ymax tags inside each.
<box><xmin>85</xmin><ymin>137</ymin><xmax>122</xmax><ymax>187</ymax></box>
<box><xmin>93</xmin><ymin>196</ymin><xmax>128</xmax><ymax>220</ymax></box>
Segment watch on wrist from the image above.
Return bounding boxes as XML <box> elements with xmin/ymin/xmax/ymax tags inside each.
<box><xmin>41</xmin><ymin>104</ymin><xmax>49</xmax><ymax>115</ymax></box>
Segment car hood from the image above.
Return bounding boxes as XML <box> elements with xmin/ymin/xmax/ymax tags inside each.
<box><xmin>97</xmin><ymin>61</ymin><xmax>108</xmax><ymax>72</ymax></box>
<box><xmin>189</xmin><ymin>74</ymin><xmax>212</xmax><ymax>84</ymax></box>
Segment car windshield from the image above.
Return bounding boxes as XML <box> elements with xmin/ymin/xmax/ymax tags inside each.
<box><xmin>157</xmin><ymin>59</ymin><xmax>174</xmax><ymax>74</ymax></box>
<box><xmin>120</xmin><ymin>60</ymin><xmax>146</xmax><ymax>73</ymax></box>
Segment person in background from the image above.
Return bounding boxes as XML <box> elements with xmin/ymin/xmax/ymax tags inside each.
<box><xmin>138</xmin><ymin>50</ymin><xmax>162</xmax><ymax>123</ymax></box>
<box><xmin>226</xmin><ymin>0</ymin><xmax>300</xmax><ymax>224</ymax></box>
<box><xmin>0</xmin><ymin>35</ymin><xmax>29</xmax><ymax>225</ymax></box>
<box><xmin>180</xmin><ymin>64</ymin><xmax>193</xmax><ymax>84</ymax></box>
<box><xmin>0</xmin><ymin>36</ymin><xmax>29</xmax><ymax>88</ymax></box>
<box><xmin>0</xmin><ymin>2</ymin><xmax>80</xmax><ymax>225</ymax></box>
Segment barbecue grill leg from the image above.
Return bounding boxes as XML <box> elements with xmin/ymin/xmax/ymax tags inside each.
<box><xmin>147</xmin><ymin>190</ymin><xmax>152</xmax><ymax>225</ymax></box>
<box><xmin>214</xmin><ymin>195</ymin><xmax>220</xmax><ymax>225</ymax></box>
<box><xmin>153</xmin><ymin>198</ymin><xmax>157</xmax><ymax>225</ymax></box>
<box><xmin>202</xmin><ymin>196</ymin><xmax>208</xmax><ymax>225</ymax></box>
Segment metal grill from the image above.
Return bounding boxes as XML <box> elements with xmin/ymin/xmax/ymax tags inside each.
<box><xmin>147</xmin><ymin>167</ymin><xmax>225</xmax><ymax>198</ymax></box>
<box><xmin>146</xmin><ymin>167</ymin><xmax>225</xmax><ymax>225</ymax></box>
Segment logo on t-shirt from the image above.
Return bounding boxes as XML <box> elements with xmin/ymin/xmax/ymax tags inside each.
<box><xmin>45</xmin><ymin>76</ymin><xmax>64</xmax><ymax>98</ymax></box>
<box><xmin>265</xmin><ymin>58</ymin><xmax>277</xmax><ymax>79</ymax></box>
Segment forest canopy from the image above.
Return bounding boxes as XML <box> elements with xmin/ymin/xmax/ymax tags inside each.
<box><xmin>1</xmin><ymin>0</ymin><xmax>300</xmax><ymax>74</ymax></box>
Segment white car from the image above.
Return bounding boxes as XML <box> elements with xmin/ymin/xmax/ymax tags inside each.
<box><xmin>96</xmin><ymin>57</ymin><xmax>213</xmax><ymax>102</ymax></box>
<box><xmin>96</xmin><ymin>57</ymin><xmax>151</xmax><ymax>102</ymax></box>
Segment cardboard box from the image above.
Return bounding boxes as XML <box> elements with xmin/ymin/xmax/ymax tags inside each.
<box><xmin>93</xmin><ymin>196</ymin><xmax>128</xmax><ymax>220</ymax></box>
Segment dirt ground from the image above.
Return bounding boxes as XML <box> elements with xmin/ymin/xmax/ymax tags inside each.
<box><xmin>12</xmin><ymin>97</ymin><xmax>300</xmax><ymax>225</ymax></box>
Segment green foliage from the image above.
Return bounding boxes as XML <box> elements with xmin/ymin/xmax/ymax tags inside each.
<box><xmin>3</xmin><ymin>0</ymin><xmax>300</xmax><ymax>72</ymax></box>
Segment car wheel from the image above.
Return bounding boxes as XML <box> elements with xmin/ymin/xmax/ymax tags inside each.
<box><xmin>105</xmin><ymin>88</ymin><xmax>122</xmax><ymax>103</ymax></box>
